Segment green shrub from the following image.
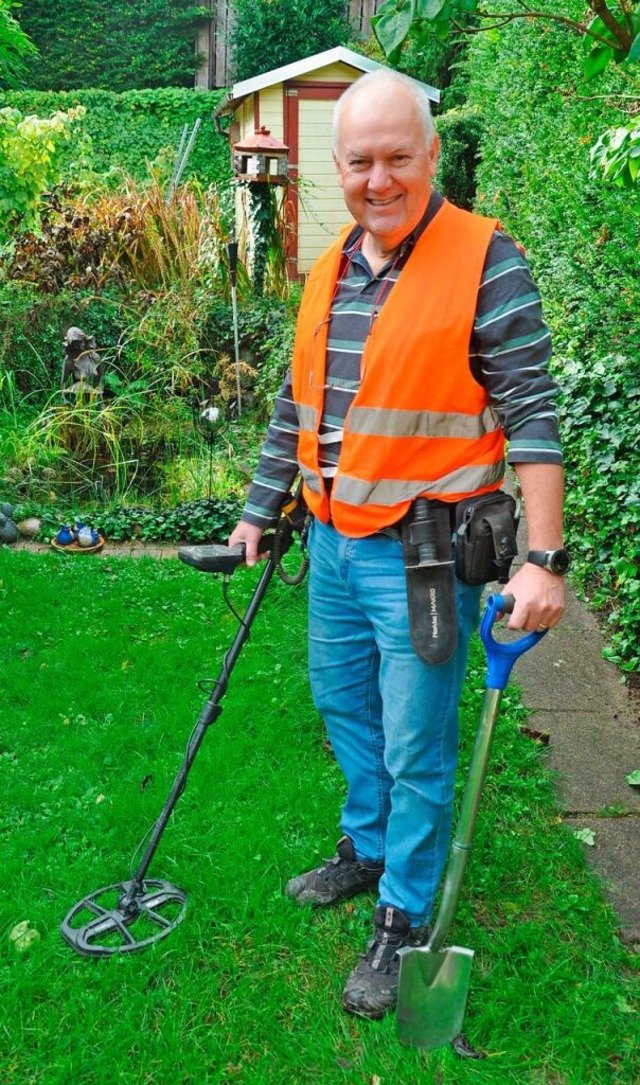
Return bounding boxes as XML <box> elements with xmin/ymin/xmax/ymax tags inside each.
<box><xmin>17</xmin><ymin>0</ymin><xmax>209</xmax><ymax>91</ymax></box>
<box><xmin>0</xmin><ymin>282</ymin><xmax>125</xmax><ymax>398</ymax></box>
<box><xmin>465</xmin><ymin>0</ymin><xmax>640</xmax><ymax>670</ymax></box>
<box><xmin>0</xmin><ymin>103</ymin><xmax>84</xmax><ymax>240</ymax></box>
<box><xmin>10</xmin><ymin>495</ymin><xmax>244</xmax><ymax>543</ymax></box>
<box><xmin>228</xmin><ymin>0</ymin><xmax>353</xmax><ymax>81</ymax></box>
<box><xmin>436</xmin><ymin>104</ymin><xmax>483</xmax><ymax>210</ymax></box>
<box><xmin>0</xmin><ymin>88</ymin><xmax>231</xmax><ymax>188</ymax></box>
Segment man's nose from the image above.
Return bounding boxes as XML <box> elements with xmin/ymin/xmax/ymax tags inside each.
<box><xmin>367</xmin><ymin>161</ymin><xmax>392</xmax><ymax>190</ymax></box>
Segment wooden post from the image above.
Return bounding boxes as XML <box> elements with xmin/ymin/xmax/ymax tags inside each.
<box><xmin>194</xmin><ymin>0</ymin><xmax>236</xmax><ymax>89</ymax></box>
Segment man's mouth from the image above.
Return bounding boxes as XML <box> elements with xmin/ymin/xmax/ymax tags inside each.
<box><xmin>367</xmin><ymin>195</ymin><xmax>401</xmax><ymax>207</ymax></box>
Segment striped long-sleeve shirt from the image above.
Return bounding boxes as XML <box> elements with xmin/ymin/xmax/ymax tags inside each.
<box><xmin>243</xmin><ymin>192</ymin><xmax>562</xmax><ymax>528</ymax></box>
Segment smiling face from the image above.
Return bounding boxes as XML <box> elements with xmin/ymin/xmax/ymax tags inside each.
<box><xmin>333</xmin><ymin>79</ymin><xmax>440</xmax><ymax>258</ymax></box>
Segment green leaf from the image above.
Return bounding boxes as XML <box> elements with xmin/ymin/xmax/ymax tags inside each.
<box><xmin>573</xmin><ymin>827</ymin><xmax>596</xmax><ymax>846</ymax></box>
<box><xmin>626</xmin><ymin>769</ymin><xmax>640</xmax><ymax>786</ymax></box>
<box><xmin>583</xmin><ymin>44</ymin><xmax>614</xmax><ymax>81</ymax></box>
<box><xmin>372</xmin><ymin>0</ymin><xmax>415</xmax><ymax>58</ymax></box>
<box><xmin>415</xmin><ymin>0</ymin><xmax>448</xmax><ymax>18</ymax></box>
<box><xmin>629</xmin><ymin>31</ymin><xmax>640</xmax><ymax>61</ymax></box>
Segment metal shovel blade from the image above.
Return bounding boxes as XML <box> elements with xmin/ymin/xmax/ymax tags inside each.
<box><xmin>397</xmin><ymin>943</ymin><xmax>474</xmax><ymax>1050</ymax></box>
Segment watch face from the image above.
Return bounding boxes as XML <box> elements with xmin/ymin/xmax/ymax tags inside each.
<box><xmin>549</xmin><ymin>550</ymin><xmax>571</xmax><ymax>574</ymax></box>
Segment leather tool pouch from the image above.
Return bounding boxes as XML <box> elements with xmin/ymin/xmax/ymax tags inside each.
<box><xmin>401</xmin><ymin>499</ymin><xmax>457</xmax><ymax>666</ymax></box>
<box><xmin>454</xmin><ymin>491</ymin><xmax>519</xmax><ymax>586</ymax></box>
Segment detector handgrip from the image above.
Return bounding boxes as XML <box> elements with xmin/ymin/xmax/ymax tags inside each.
<box><xmin>480</xmin><ymin>593</ymin><xmax>547</xmax><ymax>691</ymax></box>
<box><xmin>178</xmin><ymin>539</ymin><xmax>274</xmax><ymax>575</ymax></box>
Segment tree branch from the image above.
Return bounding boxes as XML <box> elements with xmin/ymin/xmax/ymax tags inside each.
<box><xmin>453</xmin><ymin>6</ymin><xmax>631</xmax><ymax>51</ymax></box>
<box><xmin>591</xmin><ymin>0</ymin><xmax>632</xmax><ymax>48</ymax></box>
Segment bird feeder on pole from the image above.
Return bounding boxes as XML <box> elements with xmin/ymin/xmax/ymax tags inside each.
<box><xmin>232</xmin><ymin>127</ymin><xmax>290</xmax><ymax>184</ymax></box>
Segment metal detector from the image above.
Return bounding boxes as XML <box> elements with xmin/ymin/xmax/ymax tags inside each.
<box><xmin>61</xmin><ymin>498</ymin><xmax>308</xmax><ymax>958</ymax></box>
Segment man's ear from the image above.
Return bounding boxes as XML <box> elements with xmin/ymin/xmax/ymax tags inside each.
<box><xmin>428</xmin><ymin>134</ymin><xmax>441</xmax><ymax>178</ymax></box>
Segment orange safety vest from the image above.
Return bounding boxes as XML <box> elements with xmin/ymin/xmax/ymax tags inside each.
<box><xmin>291</xmin><ymin>199</ymin><xmax>506</xmax><ymax>537</ymax></box>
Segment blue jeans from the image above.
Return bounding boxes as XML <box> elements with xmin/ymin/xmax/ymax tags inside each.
<box><xmin>307</xmin><ymin>517</ymin><xmax>482</xmax><ymax>925</ymax></box>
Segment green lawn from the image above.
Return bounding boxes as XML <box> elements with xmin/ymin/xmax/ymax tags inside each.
<box><xmin>1</xmin><ymin>549</ymin><xmax>638</xmax><ymax>1084</ymax></box>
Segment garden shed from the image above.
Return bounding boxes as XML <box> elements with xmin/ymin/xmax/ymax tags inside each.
<box><xmin>215</xmin><ymin>47</ymin><xmax>440</xmax><ymax>278</ymax></box>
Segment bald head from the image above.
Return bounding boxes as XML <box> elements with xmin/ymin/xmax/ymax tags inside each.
<box><xmin>333</xmin><ymin>69</ymin><xmax>436</xmax><ymax>156</ymax></box>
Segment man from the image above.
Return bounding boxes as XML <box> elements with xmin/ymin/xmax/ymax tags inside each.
<box><xmin>229</xmin><ymin>69</ymin><xmax>566</xmax><ymax>1018</ymax></box>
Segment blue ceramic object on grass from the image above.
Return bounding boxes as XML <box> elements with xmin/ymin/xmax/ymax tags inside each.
<box><xmin>55</xmin><ymin>526</ymin><xmax>75</xmax><ymax>546</ymax></box>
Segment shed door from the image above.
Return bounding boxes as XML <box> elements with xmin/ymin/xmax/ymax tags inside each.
<box><xmin>284</xmin><ymin>82</ymin><xmax>350</xmax><ymax>278</ymax></box>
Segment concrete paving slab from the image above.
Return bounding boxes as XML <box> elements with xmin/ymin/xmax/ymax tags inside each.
<box><xmin>514</xmin><ymin>625</ymin><xmax>632</xmax><ymax>714</ymax></box>
<box><xmin>567</xmin><ymin>816</ymin><xmax>640</xmax><ymax>947</ymax></box>
<box><xmin>541</xmin><ymin>713</ymin><xmax>640</xmax><ymax>813</ymax></box>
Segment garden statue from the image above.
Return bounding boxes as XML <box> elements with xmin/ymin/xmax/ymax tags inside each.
<box><xmin>61</xmin><ymin>326</ymin><xmax>103</xmax><ymax>399</ymax></box>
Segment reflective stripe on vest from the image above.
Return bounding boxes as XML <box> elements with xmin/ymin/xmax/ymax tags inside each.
<box><xmin>333</xmin><ymin>461</ymin><xmax>505</xmax><ymax>508</ymax></box>
<box><xmin>347</xmin><ymin>404</ymin><xmax>500</xmax><ymax>440</ymax></box>
<box><xmin>296</xmin><ymin>403</ymin><xmax>317</xmax><ymax>432</ymax></box>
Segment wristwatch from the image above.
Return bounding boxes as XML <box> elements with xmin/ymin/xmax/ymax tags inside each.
<box><xmin>527</xmin><ymin>549</ymin><xmax>571</xmax><ymax>576</ymax></box>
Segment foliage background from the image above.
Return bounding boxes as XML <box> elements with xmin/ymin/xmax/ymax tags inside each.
<box><xmin>0</xmin><ymin>88</ymin><xmax>230</xmax><ymax>186</ymax></box>
<box><xmin>1</xmin><ymin>0</ymin><xmax>639</xmax><ymax>667</ymax></box>
<box><xmin>227</xmin><ymin>0</ymin><xmax>354</xmax><ymax>81</ymax></box>
<box><xmin>462</xmin><ymin>0</ymin><xmax>640</xmax><ymax>667</ymax></box>
<box><xmin>13</xmin><ymin>0</ymin><xmax>210</xmax><ymax>91</ymax></box>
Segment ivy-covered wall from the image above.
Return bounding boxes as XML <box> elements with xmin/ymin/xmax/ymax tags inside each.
<box><xmin>0</xmin><ymin>87</ymin><xmax>231</xmax><ymax>187</ymax></box>
<box><xmin>16</xmin><ymin>0</ymin><xmax>210</xmax><ymax>91</ymax></box>
<box><xmin>466</xmin><ymin>7</ymin><xmax>640</xmax><ymax>668</ymax></box>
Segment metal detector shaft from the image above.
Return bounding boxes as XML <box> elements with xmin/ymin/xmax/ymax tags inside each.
<box><xmin>61</xmin><ymin>499</ymin><xmax>306</xmax><ymax>956</ymax></box>
<box><xmin>120</xmin><ymin>554</ymin><xmax>277</xmax><ymax>909</ymax></box>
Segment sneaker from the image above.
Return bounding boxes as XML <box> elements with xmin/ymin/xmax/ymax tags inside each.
<box><xmin>342</xmin><ymin>905</ymin><xmax>430</xmax><ymax>1019</ymax></box>
<box><xmin>285</xmin><ymin>835</ymin><xmax>384</xmax><ymax>907</ymax></box>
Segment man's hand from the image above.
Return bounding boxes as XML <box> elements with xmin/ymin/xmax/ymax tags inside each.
<box><xmin>501</xmin><ymin>562</ymin><xmax>566</xmax><ymax>632</ymax></box>
<box><xmin>228</xmin><ymin>521</ymin><xmax>267</xmax><ymax>567</ymax></box>
<box><xmin>507</xmin><ymin>462</ymin><xmax>567</xmax><ymax>632</ymax></box>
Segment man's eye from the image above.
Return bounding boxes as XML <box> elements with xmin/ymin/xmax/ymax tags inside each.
<box><xmin>348</xmin><ymin>160</ymin><xmax>368</xmax><ymax>171</ymax></box>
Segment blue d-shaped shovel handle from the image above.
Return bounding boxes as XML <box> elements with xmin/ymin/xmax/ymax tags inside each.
<box><xmin>481</xmin><ymin>594</ymin><xmax>547</xmax><ymax>691</ymax></box>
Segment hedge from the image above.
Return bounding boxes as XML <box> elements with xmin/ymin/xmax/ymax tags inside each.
<box><xmin>466</xmin><ymin>2</ymin><xmax>640</xmax><ymax>669</ymax></box>
<box><xmin>0</xmin><ymin>87</ymin><xmax>232</xmax><ymax>187</ymax></box>
<box><xmin>15</xmin><ymin>0</ymin><xmax>209</xmax><ymax>92</ymax></box>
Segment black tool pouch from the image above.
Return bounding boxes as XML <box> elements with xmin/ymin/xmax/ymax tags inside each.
<box><xmin>401</xmin><ymin>498</ymin><xmax>457</xmax><ymax>666</ymax></box>
<box><xmin>454</xmin><ymin>491</ymin><xmax>519</xmax><ymax>586</ymax></box>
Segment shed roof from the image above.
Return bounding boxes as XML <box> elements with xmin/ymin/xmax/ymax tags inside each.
<box><xmin>216</xmin><ymin>46</ymin><xmax>440</xmax><ymax>114</ymax></box>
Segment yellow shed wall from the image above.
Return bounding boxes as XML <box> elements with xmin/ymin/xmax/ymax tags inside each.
<box><xmin>238</xmin><ymin>97</ymin><xmax>254</xmax><ymax>139</ymax></box>
<box><xmin>258</xmin><ymin>86</ymin><xmax>284</xmax><ymax>140</ymax></box>
<box><xmin>297</xmin><ymin>97</ymin><xmax>352</xmax><ymax>273</ymax></box>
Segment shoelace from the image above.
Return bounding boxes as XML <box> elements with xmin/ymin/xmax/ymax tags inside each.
<box><xmin>364</xmin><ymin>929</ymin><xmax>405</xmax><ymax>972</ymax></box>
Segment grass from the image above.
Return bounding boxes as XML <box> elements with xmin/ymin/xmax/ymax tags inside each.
<box><xmin>0</xmin><ymin>548</ymin><xmax>638</xmax><ymax>1085</ymax></box>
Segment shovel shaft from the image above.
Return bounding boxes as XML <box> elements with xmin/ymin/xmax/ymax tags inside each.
<box><xmin>427</xmin><ymin>687</ymin><xmax>502</xmax><ymax>952</ymax></box>
<box><xmin>427</xmin><ymin>600</ymin><xmax>547</xmax><ymax>952</ymax></box>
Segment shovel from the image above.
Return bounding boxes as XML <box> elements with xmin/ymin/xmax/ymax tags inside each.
<box><xmin>397</xmin><ymin>593</ymin><xmax>547</xmax><ymax>1050</ymax></box>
